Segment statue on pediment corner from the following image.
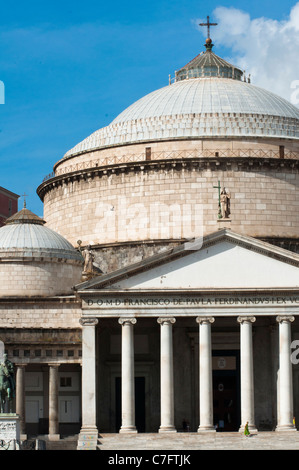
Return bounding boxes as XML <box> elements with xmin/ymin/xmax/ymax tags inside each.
<box><xmin>77</xmin><ymin>242</ymin><xmax>102</xmax><ymax>281</ymax></box>
<box><xmin>83</xmin><ymin>245</ymin><xmax>94</xmax><ymax>274</ymax></box>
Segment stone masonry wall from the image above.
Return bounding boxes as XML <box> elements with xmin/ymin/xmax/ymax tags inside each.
<box><xmin>0</xmin><ymin>259</ymin><xmax>82</xmax><ymax>297</ymax></box>
<box><xmin>0</xmin><ymin>298</ymin><xmax>81</xmax><ymax>329</ymax></box>
<box><xmin>42</xmin><ymin>159</ymin><xmax>299</xmax><ymax>252</ymax></box>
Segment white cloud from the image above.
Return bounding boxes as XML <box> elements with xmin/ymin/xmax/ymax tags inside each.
<box><xmin>196</xmin><ymin>4</ymin><xmax>299</xmax><ymax>106</ymax></box>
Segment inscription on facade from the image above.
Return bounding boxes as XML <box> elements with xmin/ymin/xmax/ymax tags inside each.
<box><xmin>83</xmin><ymin>295</ymin><xmax>299</xmax><ymax>308</ymax></box>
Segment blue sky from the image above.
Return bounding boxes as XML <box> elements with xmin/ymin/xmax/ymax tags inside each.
<box><xmin>0</xmin><ymin>0</ymin><xmax>299</xmax><ymax>216</ymax></box>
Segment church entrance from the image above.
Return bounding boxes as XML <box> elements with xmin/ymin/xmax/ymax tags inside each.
<box><xmin>212</xmin><ymin>351</ymin><xmax>240</xmax><ymax>431</ymax></box>
<box><xmin>115</xmin><ymin>376</ymin><xmax>146</xmax><ymax>432</ymax></box>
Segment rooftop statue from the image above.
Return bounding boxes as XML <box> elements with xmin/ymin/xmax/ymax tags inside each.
<box><xmin>220</xmin><ymin>188</ymin><xmax>231</xmax><ymax>219</ymax></box>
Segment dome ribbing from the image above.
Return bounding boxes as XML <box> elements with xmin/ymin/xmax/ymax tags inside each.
<box><xmin>62</xmin><ymin>77</ymin><xmax>299</xmax><ymax>159</ymax></box>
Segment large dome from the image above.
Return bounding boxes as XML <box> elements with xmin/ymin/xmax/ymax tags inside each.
<box><xmin>63</xmin><ymin>74</ymin><xmax>299</xmax><ymax>159</ymax></box>
<box><xmin>38</xmin><ymin>42</ymin><xmax>299</xmax><ymax>269</ymax></box>
<box><xmin>112</xmin><ymin>78</ymin><xmax>299</xmax><ymax>123</ymax></box>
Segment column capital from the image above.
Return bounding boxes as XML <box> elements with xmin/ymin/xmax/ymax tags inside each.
<box><xmin>15</xmin><ymin>363</ymin><xmax>27</xmax><ymax>368</ymax></box>
<box><xmin>276</xmin><ymin>315</ymin><xmax>295</xmax><ymax>324</ymax></box>
<box><xmin>157</xmin><ymin>317</ymin><xmax>176</xmax><ymax>325</ymax></box>
<box><xmin>79</xmin><ymin>317</ymin><xmax>99</xmax><ymax>327</ymax></box>
<box><xmin>237</xmin><ymin>316</ymin><xmax>256</xmax><ymax>324</ymax></box>
<box><xmin>118</xmin><ymin>317</ymin><xmax>137</xmax><ymax>326</ymax></box>
<box><xmin>196</xmin><ymin>316</ymin><xmax>215</xmax><ymax>325</ymax></box>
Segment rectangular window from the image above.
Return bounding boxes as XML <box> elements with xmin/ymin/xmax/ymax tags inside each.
<box><xmin>60</xmin><ymin>377</ymin><xmax>72</xmax><ymax>387</ymax></box>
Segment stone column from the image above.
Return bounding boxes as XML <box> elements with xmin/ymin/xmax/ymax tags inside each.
<box><xmin>276</xmin><ymin>315</ymin><xmax>296</xmax><ymax>431</ymax></box>
<box><xmin>157</xmin><ymin>317</ymin><xmax>176</xmax><ymax>433</ymax></box>
<box><xmin>48</xmin><ymin>363</ymin><xmax>60</xmax><ymax>440</ymax></box>
<box><xmin>15</xmin><ymin>364</ymin><xmax>26</xmax><ymax>438</ymax></box>
<box><xmin>196</xmin><ymin>317</ymin><xmax>215</xmax><ymax>432</ymax></box>
<box><xmin>77</xmin><ymin>318</ymin><xmax>99</xmax><ymax>449</ymax></box>
<box><xmin>237</xmin><ymin>316</ymin><xmax>257</xmax><ymax>432</ymax></box>
<box><xmin>118</xmin><ymin>318</ymin><xmax>137</xmax><ymax>433</ymax></box>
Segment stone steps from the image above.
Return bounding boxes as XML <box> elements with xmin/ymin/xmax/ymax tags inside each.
<box><xmin>25</xmin><ymin>431</ymin><xmax>299</xmax><ymax>450</ymax></box>
<box><xmin>96</xmin><ymin>431</ymin><xmax>299</xmax><ymax>450</ymax></box>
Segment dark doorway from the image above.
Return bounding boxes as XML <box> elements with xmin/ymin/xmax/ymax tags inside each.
<box><xmin>213</xmin><ymin>351</ymin><xmax>240</xmax><ymax>431</ymax></box>
<box><xmin>115</xmin><ymin>377</ymin><xmax>146</xmax><ymax>432</ymax></box>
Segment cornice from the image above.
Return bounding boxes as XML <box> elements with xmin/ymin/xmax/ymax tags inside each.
<box><xmin>36</xmin><ymin>156</ymin><xmax>299</xmax><ymax>201</ymax></box>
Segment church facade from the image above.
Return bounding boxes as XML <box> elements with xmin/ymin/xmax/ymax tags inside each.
<box><xmin>1</xmin><ymin>27</ymin><xmax>299</xmax><ymax>449</ymax></box>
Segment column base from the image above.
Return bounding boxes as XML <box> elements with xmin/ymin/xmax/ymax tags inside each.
<box><xmin>159</xmin><ymin>426</ymin><xmax>177</xmax><ymax>433</ymax></box>
<box><xmin>197</xmin><ymin>426</ymin><xmax>216</xmax><ymax>433</ymax></box>
<box><xmin>275</xmin><ymin>424</ymin><xmax>297</xmax><ymax>432</ymax></box>
<box><xmin>77</xmin><ymin>426</ymin><xmax>98</xmax><ymax>450</ymax></box>
<box><xmin>119</xmin><ymin>426</ymin><xmax>138</xmax><ymax>434</ymax></box>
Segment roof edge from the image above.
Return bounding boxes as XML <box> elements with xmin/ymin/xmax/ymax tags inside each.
<box><xmin>74</xmin><ymin>229</ymin><xmax>299</xmax><ymax>292</ymax></box>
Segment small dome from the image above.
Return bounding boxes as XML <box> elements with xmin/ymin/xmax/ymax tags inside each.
<box><xmin>0</xmin><ymin>207</ymin><xmax>82</xmax><ymax>262</ymax></box>
<box><xmin>174</xmin><ymin>49</ymin><xmax>243</xmax><ymax>81</ymax></box>
<box><xmin>0</xmin><ymin>207</ymin><xmax>83</xmax><ymax>297</ymax></box>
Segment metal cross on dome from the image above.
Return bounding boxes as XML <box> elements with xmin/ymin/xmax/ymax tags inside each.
<box><xmin>22</xmin><ymin>192</ymin><xmax>28</xmax><ymax>208</ymax></box>
<box><xmin>199</xmin><ymin>15</ymin><xmax>218</xmax><ymax>39</ymax></box>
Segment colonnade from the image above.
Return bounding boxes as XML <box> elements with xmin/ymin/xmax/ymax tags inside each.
<box><xmin>79</xmin><ymin>315</ymin><xmax>297</xmax><ymax>437</ymax></box>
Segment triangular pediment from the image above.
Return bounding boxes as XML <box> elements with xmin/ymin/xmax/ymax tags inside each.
<box><xmin>75</xmin><ymin>230</ymin><xmax>299</xmax><ymax>292</ymax></box>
